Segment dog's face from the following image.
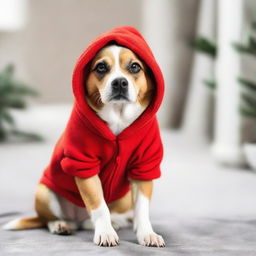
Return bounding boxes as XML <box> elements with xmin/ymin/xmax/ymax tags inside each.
<box><xmin>85</xmin><ymin>45</ymin><xmax>153</xmax><ymax>111</ymax></box>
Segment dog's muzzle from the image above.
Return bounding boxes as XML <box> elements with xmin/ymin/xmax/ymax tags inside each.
<box><xmin>109</xmin><ymin>77</ymin><xmax>129</xmax><ymax>101</ymax></box>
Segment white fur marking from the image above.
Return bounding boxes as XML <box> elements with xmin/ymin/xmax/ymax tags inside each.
<box><xmin>98</xmin><ymin>45</ymin><xmax>145</xmax><ymax>135</ymax></box>
<box><xmin>134</xmin><ymin>191</ymin><xmax>165</xmax><ymax>247</ymax></box>
<box><xmin>2</xmin><ymin>218</ymin><xmax>20</xmax><ymax>230</ymax></box>
<box><xmin>48</xmin><ymin>190</ymin><xmax>63</xmax><ymax>219</ymax></box>
<box><xmin>99</xmin><ymin>46</ymin><xmax>137</xmax><ymax>104</ymax></box>
<box><xmin>48</xmin><ymin>190</ymin><xmax>90</xmax><ymax>223</ymax></box>
<box><xmin>91</xmin><ymin>200</ymin><xmax>119</xmax><ymax>246</ymax></box>
<box><xmin>98</xmin><ymin>102</ymin><xmax>145</xmax><ymax>135</ymax></box>
<box><xmin>81</xmin><ymin>218</ymin><xmax>94</xmax><ymax>230</ymax></box>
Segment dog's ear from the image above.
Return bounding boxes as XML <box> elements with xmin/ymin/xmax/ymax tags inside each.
<box><xmin>83</xmin><ymin>60</ymin><xmax>93</xmax><ymax>94</ymax></box>
<box><xmin>145</xmin><ymin>65</ymin><xmax>156</xmax><ymax>92</ymax></box>
<box><xmin>83</xmin><ymin>60</ymin><xmax>104</xmax><ymax>112</ymax></box>
<box><xmin>83</xmin><ymin>60</ymin><xmax>92</xmax><ymax>82</ymax></box>
<box><xmin>137</xmin><ymin>64</ymin><xmax>156</xmax><ymax>108</ymax></box>
<box><xmin>149</xmin><ymin>68</ymin><xmax>155</xmax><ymax>85</ymax></box>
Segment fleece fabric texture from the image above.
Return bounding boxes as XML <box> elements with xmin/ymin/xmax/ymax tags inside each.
<box><xmin>39</xmin><ymin>26</ymin><xmax>165</xmax><ymax>207</ymax></box>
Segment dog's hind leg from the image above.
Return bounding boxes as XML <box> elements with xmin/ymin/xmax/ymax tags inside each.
<box><xmin>108</xmin><ymin>190</ymin><xmax>133</xmax><ymax>230</ymax></box>
<box><xmin>35</xmin><ymin>184</ymin><xmax>78</xmax><ymax>235</ymax></box>
<box><xmin>47</xmin><ymin>220</ymin><xmax>77</xmax><ymax>235</ymax></box>
<box><xmin>3</xmin><ymin>183</ymin><xmax>55</xmax><ymax>230</ymax></box>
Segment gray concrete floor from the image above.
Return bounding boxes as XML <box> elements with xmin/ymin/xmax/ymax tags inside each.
<box><xmin>1</xmin><ymin>105</ymin><xmax>256</xmax><ymax>255</ymax></box>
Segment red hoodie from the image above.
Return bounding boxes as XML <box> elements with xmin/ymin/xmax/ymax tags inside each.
<box><xmin>39</xmin><ymin>26</ymin><xmax>165</xmax><ymax>207</ymax></box>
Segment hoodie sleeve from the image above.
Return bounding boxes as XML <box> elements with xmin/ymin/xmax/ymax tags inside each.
<box><xmin>127</xmin><ymin>121</ymin><xmax>163</xmax><ymax>180</ymax></box>
<box><xmin>60</xmin><ymin>111</ymin><xmax>100</xmax><ymax>179</ymax></box>
<box><xmin>61</xmin><ymin>150</ymin><xmax>100</xmax><ymax>179</ymax></box>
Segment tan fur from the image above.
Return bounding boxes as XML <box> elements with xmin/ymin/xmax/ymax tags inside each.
<box><xmin>7</xmin><ymin>216</ymin><xmax>46</xmax><ymax>230</ymax></box>
<box><xmin>34</xmin><ymin>184</ymin><xmax>58</xmax><ymax>221</ymax></box>
<box><xmin>5</xmin><ymin>184</ymin><xmax>58</xmax><ymax>230</ymax></box>
<box><xmin>108</xmin><ymin>190</ymin><xmax>133</xmax><ymax>213</ymax></box>
<box><xmin>131</xmin><ymin>180</ymin><xmax>153</xmax><ymax>204</ymax></box>
<box><xmin>76</xmin><ymin>175</ymin><xmax>133</xmax><ymax>214</ymax></box>
<box><xmin>119</xmin><ymin>48</ymin><xmax>153</xmax><ymax>107</ymax></box>
<box><xmin>85</xmin><ymin>45</ymin><xmax>153</xmax><ymax>111</ymax></box>
<box><xmin>75</xmin><ymin>176</ymin><xmax>103</xmax><ymax>211</ymax></box>
<box><xmin>6</xmin><ymin>181</ymin><xmax>133</xmax><ymax>230</ymax></box>
<box><xmin>85</xmin><ymin>48</ymin><xmax>115</xmax><ymax>111</ymax></box>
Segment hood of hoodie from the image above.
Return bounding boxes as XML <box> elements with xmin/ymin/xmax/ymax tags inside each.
<box><xmin>72</xmin><ymin>26</ymin><xmax>164</xmax><ymax>140</ymax></box>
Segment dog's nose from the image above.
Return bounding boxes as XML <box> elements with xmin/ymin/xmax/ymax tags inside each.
<box><xmin>111</xmin><ymin>78</ymin><xmax>128</xmax><ymax>90</ymax></box>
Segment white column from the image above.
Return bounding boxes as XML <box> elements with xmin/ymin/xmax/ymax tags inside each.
<box><xmin>142</xmin><ymin>0</ymin><xmax>199</xmax><ymax>128</ymax></box>
<box><xmin>212</xmin><ymin>0</ymin><xmax>245</xmax><ymax>166</ymax></box>
<box><xmin>182</xmin><ymin>0</ymin><xmax>216</xmax><ymax>142</ymax></box>
<box><xmin>0</xmin><ymin>0</ymin><xmax>28</xmax><ymax>31</ymax></box>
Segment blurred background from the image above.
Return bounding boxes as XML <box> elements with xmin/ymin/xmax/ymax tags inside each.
<box><xmin>1</xmin><ymin>0</ymin><xmax>256</xmax><ymax>254</ymax></box>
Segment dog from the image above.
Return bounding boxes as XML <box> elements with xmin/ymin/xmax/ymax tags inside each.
<box><xmin>3</xmin><ymin>27</ymin><xmax>165</xmax><ymax>248</ymax></box>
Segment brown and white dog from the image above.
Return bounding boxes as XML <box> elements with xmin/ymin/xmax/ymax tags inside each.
<box><xmin>3</xmin><ymin>45</ymin><xmax>165</xmax><ymax>247</ymax></box>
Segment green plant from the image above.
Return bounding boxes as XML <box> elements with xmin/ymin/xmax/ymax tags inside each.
<box><xmin>0</xmin><ymin>64</ymin><xmax>42</xmax><ymax>142</ymax></box>
<box><xmin>194</xmin><ymin>36</ymin><xmax>217</xmax><ymax>58</ymax></box>
<box><xmin>203</xmin><ymin>79</ymin><xmax>217</xmax><ymax>90</ymax></box>
<box><xmin>233</xmin><ymin>36</ymin><xmax>256</xmax><ymax>56</ymax></box>
<box><xmin>193</xmin><ymin>36</ymin><xmax>217</xmax><ymax>89</ymax></box>
<box><xmin>234</xmin><ymin>21</ymin><xmax>256</xmax><ymax>118</ymax></box>
<box><xmin>194</xmin><ymin>22</ymin><xmax>256</xmax><ymax>119</ymax></box>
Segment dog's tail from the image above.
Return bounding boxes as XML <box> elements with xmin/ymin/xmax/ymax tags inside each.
<box><xmin>2</xmin><ymin>216</ymin><xmax>46</xmax><ymax>230</ymax></box>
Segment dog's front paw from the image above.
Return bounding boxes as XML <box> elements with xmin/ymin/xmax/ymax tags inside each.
<box><xmin>94</xmin><ymin>224</ymin><xmax>119</xmax><ymax>246</ymax></box>
<box><xmin>137</xmin><ymin>231</ymin><xmax>165</xmax><ymax>247</ymax></box>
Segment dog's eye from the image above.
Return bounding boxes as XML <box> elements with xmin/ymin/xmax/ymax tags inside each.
<box><xmin>129</xmin><ymin>62</ymin><xmax>141</xmax><ymax>74</ymax></box>
<box><xmin>95</xmin><ymin>62</ymin><xmax>108</xmax><ymax>74</ymax></box>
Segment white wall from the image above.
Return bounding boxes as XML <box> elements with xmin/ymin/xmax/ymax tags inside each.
<box><xmin>0</xmin><ymin>0</ymin><xmax>142</xmax><ymax>103</ymax></box>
